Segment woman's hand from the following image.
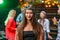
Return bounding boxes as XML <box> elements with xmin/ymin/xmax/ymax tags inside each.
<box><xmin>48</xmin><ymin>34</ymin><xmax>53</xmax><ymax>39</ymax></box>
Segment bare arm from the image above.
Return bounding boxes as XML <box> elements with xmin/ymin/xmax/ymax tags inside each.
<box><xmin>15</xmin><ymin>29</ymin><xmax>19</xmax><ymax>40</ymax></box>
<box><xmin>46</xmin><ymin>20</ymin><xmax>53</xmax><ymax>39</ymax></box>
<box><xmin>48</xmin><ymin>33</ymin><xmax>53</xmax><ymax>39</ymax></box>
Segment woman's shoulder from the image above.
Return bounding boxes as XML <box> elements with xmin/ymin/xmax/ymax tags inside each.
<box><xmin>38</xmin><ymin>19</ymin><xmax>41</xmax><ymax>22</ymax></box>
<box><xmin>45</xmin><ymin>19</ymin><xmax>49</xmax><ymax>22</ymax></box>
<box><xmin>8</xmin><ymin>18</ymin><xmax>14</xmax><ymax>22</ymax></box>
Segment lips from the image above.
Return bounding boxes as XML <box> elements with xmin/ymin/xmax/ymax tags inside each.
<box><xmin>28</xmin><ymin>16</ymin><xmax>32</xmax><ymax>18</ymax></box>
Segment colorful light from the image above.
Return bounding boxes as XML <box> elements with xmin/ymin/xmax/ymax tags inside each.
<box><xmin>57</xmin><ymin>5</ymin><xmax>60</xmax><ymax>7</ymax></box>
<box><xmin>45</xmin><ymin>1</ymin><xmax>47</xmax><ymax>3</ymax></box>
<box><xmin>48</xmin><ymin>2</ymin><xmax>50</xmax><ymax>4</ymax></box>
<box><xmin>0</xmin><ymin>0</ymin><xmax>3</xmax><ymax>4</ymax></box>
<box><xmin>52</xmin><ymin>3</ymin><xmax>55</xmax><ymax>6</ymax></box>
<box><xmin>49</xmin><ymin>5</ymin><xmax>51</xmax><ymax>7</ymax></box>
<box><xmin>42</xmin><ymin>1</ymin><xmax>44</xmax><ymax>3</ymax></box>
<box><xmin>45</xmin><ymin>5</ymin><xmax>48</xmax><ymax>7</ymax></box>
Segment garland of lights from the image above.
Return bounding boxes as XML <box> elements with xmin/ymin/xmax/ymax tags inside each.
<box><xmin>19</xmin><ymin>0</ymin><xmax>60</xmax><ymax>8</ymax></box>
<box><xmin>41</xmin><ymin>0</ymin><xmax>60</xmax><ymax>7</ymax></box>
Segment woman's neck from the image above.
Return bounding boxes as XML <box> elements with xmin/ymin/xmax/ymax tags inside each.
<box><xmin>41</xmin><ymin>18</ymin><xmax>44</xmax><ymax>21</ymax></box>
<box><xmin>27</xmin><ymin>20</ymin><xmax>31</xmax><ymax>24</ymax></box>
<box><xmin>10</xmin><ymin>17</ymin><xmax>14</xmax><ymax>19</ymax></box>
<box><xmin>41</xmin><ymin>18</ymin><xmax>45</xmax><ymax>23</ymax></box>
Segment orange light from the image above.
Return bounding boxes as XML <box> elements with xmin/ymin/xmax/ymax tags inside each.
<box><xmin>49</xmin><ymin>5</ymin><xmax>51</xmax><ymax>7</ymax></box>
<box><xmin>56</xmin><ymin>1</ymin><xmax>58</xmax><ymax>4</ymax></box>
<box><xmin>57</xmin><ymin>5</ymin><xmax>60</xmax><ymax>7</ymax></box>
<box><xmin>52</xmin><ymin>3</ymin><xmax>55</xmax><ymax>6</ymax></box>
<box><xmin>46</xmin><ymin>0</ymin><xmax>51</xmax><ymax>1</ymax></box>
<box><xmin>24</xmin><ymin>2</ymin><xmax>29</xmax><ymax>7</ymax></box>
<box><xmin>45</xmin><ymin>5</ymin><xmax>48</xmax><ymax>7</ymax></box>
<box><xmin>19</xmin><ymin>0</ymin><xmax>22</xmax><ymax>2</ymax></box>
<box><xmin>45</xmin><ymin>1</ymin><xmax>47</xmax><ymax>3</ymax></box>
<box><xmin>48</xmin><ymin>2</ymin><xmax>50</xmax><ymax>4</ymax></box>
<box><xmin>54</xmin><ymin>1</ymin><xmax>56</xmax><ymax>3</ymax></box>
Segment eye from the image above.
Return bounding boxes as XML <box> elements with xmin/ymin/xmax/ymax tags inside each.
<box><xmin>26</xmin><ymin>12</ymin><xmax>28</xmax><ymax>14</ymax></box>
<box><xmin>30</xmin><ymin>12</ymin><xmax>32</xmax><ymax>14</ymax></box>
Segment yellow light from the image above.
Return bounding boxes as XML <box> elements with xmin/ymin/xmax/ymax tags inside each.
<box><xmin>24</xmin><ymin>4</ymin><xmax>27</xmax><ymax>6</ymax></box>
<box><xmin>57</xmin><ymin>5</ymin><xmax>60</xmax><ymax>7</ymax></box>
<box><xmin>49</xmin><ymin>5</ymin><xmax>51</xmax><ymax>7</ymax></box>
<box><xmin>45</xmin><ymin>5</ymin><xmax>48</xmax><ymax>7</ymax></box>
<box><xmin>24</xmin><ymin>2</ymin><xmax>29</xmax><ymax>7</ymax></box>
<box><xmin>52</xmin><ymin>3</ymin><xmax>55</xmax><ymax>6</ymax></box>
<box><xmin>48</xmin><ymin>2</ymin><xmax>50</xmax><ymax>4</ymax></box>
<box><xmin>54</xmin><ymin>1</ymin><xmax>56</xmax><ymax>3</ymax></box>
<box><xmin>42</xmin><ymin>1</ymin><xmax>44</xmax><ymax>3</ymax></box>
<box><xmin>56</xmin><ymin>1</ymin><xmax>58</xmax><ymax>4</ymax></box>
<box><xmin>45</xmin><ymin>1</ymin><xmax>47</xmax><ymax>3</ymax></box>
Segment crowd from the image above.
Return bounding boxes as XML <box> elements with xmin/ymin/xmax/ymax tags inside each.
<box><xmin>4</xmin><ymin>4</ymin><xmax>60</xmax><ymax>40</ymax></box>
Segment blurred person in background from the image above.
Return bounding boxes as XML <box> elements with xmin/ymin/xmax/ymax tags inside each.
<box><xmin>56</xmin><ymin>7</ymin><xmax>60</xmax><ymax>40</ymax></box>
<box><xmin>16</xmin><ymin>0</ymin><xmax>26</xmax><ymax>25</ymax></box>
<box><xmin>5</xmin><ymin>9</ymin><xmax>16</xmax><ymax>40</ymax></box>
<box><xmin>38</xmin><ymin>11</ymin><xmax>53</xmax><ymax>40</ymax></box>
<box><xmin>16</xmin><ymin>7</ymin><xmax>25</xmax><ymax>25</ymax></box>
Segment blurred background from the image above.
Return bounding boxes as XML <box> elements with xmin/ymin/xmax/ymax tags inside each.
<box><xmin>0</xmin><ymin>0</ymin><xmax>60</xmax><ymax>40</ymax></box>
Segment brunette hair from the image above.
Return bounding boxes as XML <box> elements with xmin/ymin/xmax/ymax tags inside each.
<box><xmin>16</xmin><ymin>7</ymin><xmax>44</xmax><ymax>40</ymax></box>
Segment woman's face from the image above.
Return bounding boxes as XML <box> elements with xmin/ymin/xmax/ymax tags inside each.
<box><xmin>40</xmin><ymin>13</ymin><xmax>45</xmax><ymax>19</ymax></box>
<box><xmin>10</xmin><ymin>11</ymin><xmax>16</xmax><ymax>18</ymax></box>
<box><xmin>25</xmin><ymin>9</ymin><xmax>33</xmax><ymax>20</ymax></box>
<box><xmin>58</xmin><ymin>7</ymin><xmax>60</xmax><ymax>14</ymax></box>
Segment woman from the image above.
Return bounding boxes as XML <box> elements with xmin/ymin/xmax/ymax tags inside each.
<box><xmin>16</xmin><ymin>7</ymin><xmax>25</xmax><ymax>25</ymax></box>
<box><xmin>56</xmin><ymin>7</ymin><xmax>60</xmax><ymax>40</ymax></box>
<box><xmin>5</xmin><ymin>9</ymin><xmax>16</xmax><ymax>40</ymax></box>
<box><xmin>15</xmin><ymin>7</ymin><xmax>44</xmax><ymax>40</ymax></box>
<box><xmin>38</xmin><ymin>11</ymin><xmax>53</xmax><ymax>40</ymax></box>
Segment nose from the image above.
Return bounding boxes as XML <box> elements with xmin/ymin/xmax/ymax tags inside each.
<box><xmin>28</xmin><ymin>14</ymin><xmax>30</xmax><ymax>16</ymax></box>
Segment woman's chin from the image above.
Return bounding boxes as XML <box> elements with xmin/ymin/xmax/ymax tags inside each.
<box><xmin>27</xmin><ymin>19</ymin><xmax>31</xmax><ymax>21</ymax></box>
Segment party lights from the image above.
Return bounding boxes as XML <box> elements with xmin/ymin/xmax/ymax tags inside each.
<box><xmin>41</xmin><ymin>0</ymin><xmax>60</xmax><ymax>7</ymax></box>
<box><xmin>0</xmin><ymin>0</ymin><xmax>3</xmax><ymax>4</ymax></box>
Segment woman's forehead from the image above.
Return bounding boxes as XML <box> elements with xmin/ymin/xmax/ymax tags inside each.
<box><xmin>40</xmin><ymin>13</ymin><xmax>44</xmax><ymax>15</ymax></box>
<box><xmin>26</xmin><ymin>10</ymin><xmax>32</xmax><ymax>12</ymax></box>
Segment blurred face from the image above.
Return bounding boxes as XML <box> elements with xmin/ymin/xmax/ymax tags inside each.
<box><xmin>19</xmin><ymin>0</ymin><xmax>22</xmax><ymax>2</ymax></box>
<box><xmin>40</xmin><ymin>13</ymin><xmax>45</xmax><ymax>19</ymax></box>
<box><xmin>58</xmin><ymin>7</ymin><xmax>60</xmax><ymax>14</ymax></box>
<box><xmin>21</xmin><ymin>7</ymin><xmax>25</xmax><ymax>13</ymax></box>
<box><xmin>25</xmin><ymin>9</ymin><xmax>33</xmax><ymax>20</ymax></box>
<box><xmin>10</xmin><ymin>11</ymin><xmax>16</xmax><ymax>18</ymax></box>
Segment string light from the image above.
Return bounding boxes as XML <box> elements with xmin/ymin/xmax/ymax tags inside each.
<box><xmin>45</xmin><ymin>5</ymin><xmax>48</xmax><ymax>7</ymax></box>
<box><xmin>49</xmin><ymin>5</ymin><xmax>51</xmax><ymax>7</ymax></box>
<box><xmin>42</xmin><ymin>1</ymin><xmax>44</xmax><ymax>3</ymax></box>
<box><xmin>56</xmin><ymin>1</ymin><xmax>58</xmax><ymax>4</ymax></box>
<box><xmin>54</xmin><ymin>1</ymin><xmax>56</xmax><ymax>3</ymax></box>
<box><xmin>44</xmin><ymin>0</ymin><xmax>59</xmax><ymax>7</ymax></box>
<box><xmin>20</xmin><ymin>0</ymin><xmax>60</xmax><ymax>8</ymax></box>
<box><xmin>52</xmin><ymin>3</ymin><xmax>55</xmax><ymax>6</ymax></box>
<box><xmin>57</xmin><ymin>5</ymin><xmax>60</xmax><ymax>7</ymax></box>
<box><xmin>45</xmin><ymin>1</ymin><xmax>47</xmax><ymax>3</ymax></box>
<box><xmin>48</xmin><ymin>2</ymin><xmax>50</xmax><ymax>4</ymax></box>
